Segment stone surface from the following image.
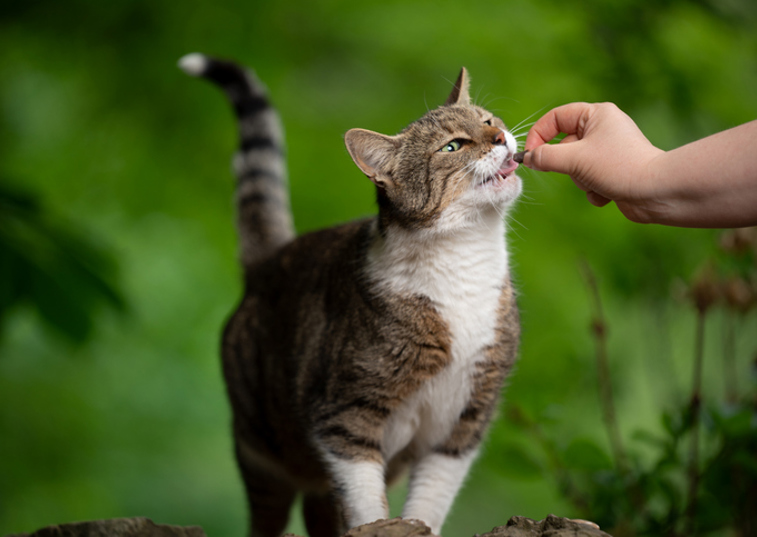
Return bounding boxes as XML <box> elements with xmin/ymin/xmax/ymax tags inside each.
<box><xmin>6</xmin><ymin>517</ymin><xmax>207</xmax><ymax>537</ymax></box>
<box><xmin>342</xmin><ymin>518</ymin><xmax>434</xmax><ymax>537</ymax></box>
<box><xmin>478</xmin><ymin>515</ymin><xmax>611</xmax><ymax>537</ymax></box>
<box><xmin>294</xmin><ymin>515</ymin><xmax>609</xmax><ymax>537</ymax></box>
<box><xmin>6</xmin><ymin>515</ymin><xmax>611</xmax><ymax>537</ymax></box>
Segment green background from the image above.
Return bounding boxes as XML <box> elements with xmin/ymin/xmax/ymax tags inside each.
<box><xmin>1</xmin><ymin>0</ymin><xmax>756</xmax><ymax>535</ymax></box>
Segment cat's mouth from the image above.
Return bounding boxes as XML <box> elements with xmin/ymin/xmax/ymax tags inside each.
<box><xmin>479</xmin><ymin>159</ymin><xmax>519</xmax><ymax>188</ymax></box>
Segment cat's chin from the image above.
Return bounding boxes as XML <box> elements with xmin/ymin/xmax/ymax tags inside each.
<box><xmin>473</xmin><ymin>162</ymin><xmax>522</xmax><ymax>207</ymax></box>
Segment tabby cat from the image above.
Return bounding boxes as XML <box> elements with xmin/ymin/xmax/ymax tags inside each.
<box><xmin>179</xmin><ymin>54</ymin><xmax>522</xmax><ymax>537</ymax></box>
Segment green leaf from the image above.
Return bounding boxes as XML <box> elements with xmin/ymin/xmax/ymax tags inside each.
<box><xmin>0</xmin><ymin>178</ymin><xmax>126</xmax><ymax>344</ymax></box>
<box><xmin>632</xmin><ymin>429</ymin><xmax>667</xmax><ymax>448</ymax></box>
<box><xmin>733</xmin><ymin>449</ymin><xmax>757</xmax><ymax>476</ymax></box>
<box><xmin>711</xmin><ymin>407</ymin><xmax>754</xmax><ymax>438</ymax></box>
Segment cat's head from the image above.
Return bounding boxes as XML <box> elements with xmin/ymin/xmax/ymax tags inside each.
<box><xmin>345</xmin><ymin>68</ymin><xmax>521</xmax><ymax>233</ymax></box>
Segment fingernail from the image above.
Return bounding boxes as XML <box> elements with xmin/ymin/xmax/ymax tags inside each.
<box><xmin>513</xmin><ymin>150</ymin><xmax>529</xmax><ymax>164</ymax></box>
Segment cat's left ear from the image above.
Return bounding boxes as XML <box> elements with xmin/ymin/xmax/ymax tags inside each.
<box><xmin>444</xmin><ymin>67</ymin><xmax>471</xmax><ymax>106</ymax></box>
<box><xmin>344</xmin><ymin>128</ymin><xmax>400</xmax><ymax>188</ymax></box>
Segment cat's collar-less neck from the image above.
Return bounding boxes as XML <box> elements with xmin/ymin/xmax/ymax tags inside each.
<box><xmin>364</xmin><ymin>214</ymin><xmax>509</xmax><ymax>294</ymax></box>
<box><xmin>374</xmin><ymin>208</ymin><xmax>508</xmax><ymax>246</ymax></box>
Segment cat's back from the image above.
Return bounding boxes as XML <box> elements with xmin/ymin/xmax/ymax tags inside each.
<box><xmin>223</xmin><ymin>217</ymin><xmax>374</xmax><ymax>370</ymax></box>
<box><xmin>247</xmin><ymin>219</ymin><xmax>372</xmax><ymax>294</ymax></box>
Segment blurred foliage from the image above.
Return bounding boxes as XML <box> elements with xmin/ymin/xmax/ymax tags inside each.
<box><xmin>0</xmin><ymin>180</ymin><xmax>124</xmax><ymax>342</ymax></box>
<box><xmin>1</xmin><ymin>0</ymin><xmax>756</xmax><ymax>536</ymax></box>
<box><xmin>503</xmin><ymin>231</ymin><xmax>757</xmax><ymax>536</ymax></box>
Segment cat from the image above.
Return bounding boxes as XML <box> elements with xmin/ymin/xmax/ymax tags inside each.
<box><xmin>179</xmin><ymin>53</ymin><xmax>522</xmax><ymax>537</ymax></box>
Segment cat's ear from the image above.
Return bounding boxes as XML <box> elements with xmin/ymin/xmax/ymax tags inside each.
<box><xmin>344</xmin><ymin>128</ymin><xmax>400</xmax><ymax>188</ymax></box>
<box><xmin>444</xmin><ymin>67</ymin><xmax>471</xmax><ymax>106</ymax></box>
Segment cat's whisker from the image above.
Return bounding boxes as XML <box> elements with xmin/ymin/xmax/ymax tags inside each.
<box><xmin>506</xmin><ymin>210</ymin><xmax>529</xmax><ymax>235</ymax></box>
<box><xmin>480</xmin><ymin>95</ymin><xmax>519</xmax><ymax>111</ymax></box>
<box><xmin>510</xmin><ymin>123</ymin><xmax>535</xmax><ymax>136</ymax></box>
<box><xmin>473</xmin><ymin>87</ymin><xmax>487</xmax><ymax>108</ymax></box>
<box><xmin>487</xmin><ymin>187</ymin><xmax>509</xmax><ymax>223</ymax></box>
<box><xmin>517</xmin><ymin>192</ymin><xmax>538</xmax><ymax>203</ymax></box>
<box><xmin>448</xmin><ymin>160</ymin><xmax>480</xmax><ymax>202</ymax></box>
<box><xmin>510</xmin><ymin>106</ymin><xmax>548</xmax><ymax>132</ymax></box>
<box><xmin>509</xmin><ymin>126</ymin><xmax>536</xmax><ymax>142</ymax></box>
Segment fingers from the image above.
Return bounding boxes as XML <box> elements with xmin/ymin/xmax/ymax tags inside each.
<box><xmin>523</xmin><ymin>135</ymin><xmax>614</xmax><ymax>209</ymax></box>
<box><xmin>586</xmin><ymin>191</ymin><xmax>611</xmax><ymax>207</ymax></box>
<box><xmin>524</xmin><ymin>102</ymin><xmax>594</xmax><ymax>149</ymax></box>
<box><xmin>524</xmin><ymin>140</ymin><xmax>581</xmax><ymax>175</ymax></box>
<box><xmin>519</xmin><ymin>102</ymin><xmax>636</xmax><ymax>213</ymax></box>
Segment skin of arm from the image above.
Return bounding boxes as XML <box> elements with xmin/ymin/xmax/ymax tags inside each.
<box><xmin>522</xmin><ymin>102</ymin><xmax>757</xmax><ymax>228</ymax></box>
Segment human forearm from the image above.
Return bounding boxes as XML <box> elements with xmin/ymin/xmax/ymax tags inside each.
<box><xmin>637</xmin><ymin>120</ymin><xmax>757</xmax><ymax>227</ymax></box>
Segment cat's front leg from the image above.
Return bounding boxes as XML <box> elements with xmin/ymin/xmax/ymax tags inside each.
<box><xmin>315</xmin><ymin>414</ymin><xmax>390</xmax><ymax>529</ymax></box>
<box><xmin>321</xmin><ymin>452</ymin><xmax>389</xmax><ymax>530</ymax></box>
<box><xmin>401</xmin><ymin>449</ymin><xmax>478</xmax><ymax>535</ymax></box>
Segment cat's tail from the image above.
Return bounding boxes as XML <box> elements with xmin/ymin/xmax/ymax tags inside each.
<box><xmin>179</xmin><ymin>53</ymin><xmax>295</xmax><ymax>268</ymax></box>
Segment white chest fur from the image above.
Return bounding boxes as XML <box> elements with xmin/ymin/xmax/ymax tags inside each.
<box><xmin>365</xmin><ymin>217</ymin><xmax>509</xmax><ymax>459</ymax></box>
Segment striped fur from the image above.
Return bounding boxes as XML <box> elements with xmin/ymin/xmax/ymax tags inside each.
<box><xmin>182</xmin><ymin>58</ymin><xmax>521</xmax><ymax>537</ymax></box>
<box><xmin>180</xmin><ymin>53</ymin><xmax>294</xmax><ymax>267</ymax></box>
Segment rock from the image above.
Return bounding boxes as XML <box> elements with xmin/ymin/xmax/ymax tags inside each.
<box><xmin>478</xmin><ymin>514</ymin><xmax>611</xmax><ymax>537</ymax></box>
<box><xmin>342</xmin><ymin>518</ymin><xmax>434</xmax><ymax>537</ymax></box>
<box><xmin>6</xmin><ymin>515</ymin><xmax>611</xmax><ymax>537</ymax></box>
<box><xmin>6</xmin><ymin>517</ymin><xmax>207</xmax><ymax>537</ymax></box>
<box><xmin>294</xmin><ymin>515</ymin><xmax>609</xmax><ymax>537</ymax></box>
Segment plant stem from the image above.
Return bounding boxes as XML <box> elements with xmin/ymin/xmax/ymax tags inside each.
<box><xmin>722</xmin><ymin>311</ymin><xmax>738</xmax><ymax>404</ymax></box>
<box><xmin>580</xmin><ymin>261</ymin><xmax>627</xmax><ymax>473</ymax></box>
<box><xmin>684</xmin><ymin>307</ymin><xmax>707</xmax><ymax>535</ymax></box>
<box><xmin>507</xmin><ymin>405</ymin><xmax>591</xmax><ymax>513</ymax></box>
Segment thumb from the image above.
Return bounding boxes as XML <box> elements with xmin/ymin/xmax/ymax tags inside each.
<box><xmin>524</xmin><ymin>141</ymin><xmax>582</xmax><ymax>176</ymax></box>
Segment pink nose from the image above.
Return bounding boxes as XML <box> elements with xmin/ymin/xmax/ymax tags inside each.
<box><xmin>493</xmin><ymin>130</ymin><xmax>506</xmax><ymax>145</ymax></box>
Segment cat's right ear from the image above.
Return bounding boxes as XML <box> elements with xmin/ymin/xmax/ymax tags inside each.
<box><xmin>444</xmin><ymin>67</ymin><xmax>471</xmax><ymax>106</ymax></box>
<box><xmin>344</xmin><ymin>129</ymin><xmax>400</xmax><ymax>188</ymax></box>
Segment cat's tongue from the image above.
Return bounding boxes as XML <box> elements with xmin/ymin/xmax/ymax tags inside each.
<box><xmin>498</xmin><ymin>159</ymin><xmax>519</xmax><ymax>177</ymax></box>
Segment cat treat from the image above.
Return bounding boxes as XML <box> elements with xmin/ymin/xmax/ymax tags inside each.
<box><xmin>181</xmin><ymin>54</ymin><xmax>522</xmax><ymax>537</ymax></box>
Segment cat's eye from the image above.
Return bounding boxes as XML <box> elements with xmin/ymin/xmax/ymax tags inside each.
<box><xmin>484</xmin><ymin>119</ymin><xmax>492</xmax><ymax>126</ymax></box>
<box><xmin>440</xmin><ymin>140</ymin><xmax>463</xmax><ymax>153</ymax></box>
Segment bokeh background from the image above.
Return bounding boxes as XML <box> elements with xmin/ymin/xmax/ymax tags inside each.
<box><xmin>2</xmin><ymin>1</ymin><xmax>756</xmax><ymax>536</ymax></box>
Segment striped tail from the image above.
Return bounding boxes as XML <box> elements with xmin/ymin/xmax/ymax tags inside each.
<box><xmin>179</xmin><ymin>53</ymin><xmax>295</xmax><ymax>268</ymax></box>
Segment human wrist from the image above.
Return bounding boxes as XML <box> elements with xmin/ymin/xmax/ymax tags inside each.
<box><xmin>615</xmin><ymin>147</ymin><xmax>670</xmax><ymax>225</ymax></box>
<box><xmin>628</xmin><ymin>146</ymin><xmax>723</xmax><ymax>227</ymax></box>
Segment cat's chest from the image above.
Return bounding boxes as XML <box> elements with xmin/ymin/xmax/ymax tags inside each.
<box><xmin>368</xmin><ymin>225</ymin><xmax>508</xmax><ymax>359</ymax></box>
<box><xmin>366</xmin><ymin>225</ymin><xmax>509</xmax><ymax>458</ymax></box>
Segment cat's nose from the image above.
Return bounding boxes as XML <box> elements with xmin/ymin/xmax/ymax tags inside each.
<box><xmin>493</xmin><ymin>130</ymin><xmax>506</xmax><ymax>146</ymax></box>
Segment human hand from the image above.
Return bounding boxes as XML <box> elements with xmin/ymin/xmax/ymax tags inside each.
<box><xmin>522</xmin><ymin>102</ymin><xmax>664</xmax><ymax>220</ymax></box>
